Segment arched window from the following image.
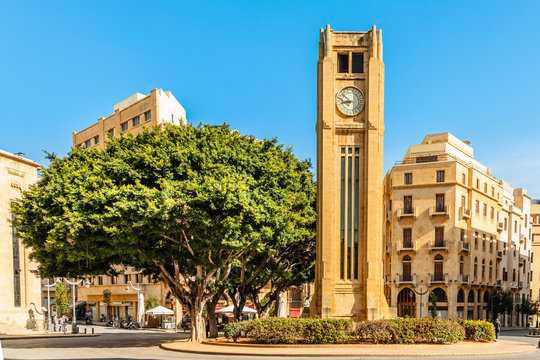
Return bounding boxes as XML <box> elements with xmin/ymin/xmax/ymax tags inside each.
<box><xmin>402</xmin><ymin>255</ymin><xmax>412</xmax><ymax>281</ymax></box>
<box><xmin>430</xmin><ymin>287</ymin><xmax>448</xmax><ymax>302</ymax></box>
<box><xmin>468</xmin><ymin>289</ymin><xmax>475</xmax><ymax>303</ymax></box>
<box><xmin>489</xmin><ymin>260</ymin><xmax>493</xmax><ymax>281</ymax></box>
<box><xmin>481</xmin><ymin>259</ymin><xmax>486</xmax><ymax>280</ymax></box>
<box><xmin>434</xmin><ymin>254</ymin><xmax>444</xmax><ymax>281</ymax></box>
<box><xmin>459</xmin><ymin>256</ymin><xmax>464</xmax><ymax>276</ymax></box>
<box><xmin>397</xmin><ymin>288</ymin><xmax>416</xmax><ymax>317</ymax></box>
<box><xmin>457</xmin><ymin>289</ymin><xmax>465</xmax><ymax>303</ymax></box>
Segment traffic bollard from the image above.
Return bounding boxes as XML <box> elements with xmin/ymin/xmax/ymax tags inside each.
<box><xmin>92</xmin><ymin>327</ymin><xmax>94</xmax><ymax>335</ymax></box>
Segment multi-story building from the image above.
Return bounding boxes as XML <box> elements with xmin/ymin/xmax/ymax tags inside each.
<box><xmin>531</xmin><ymin>201</ymin><xmax>540</xmax><ymax>327</ymax></box>
<box><xmin>0</xmin><ymin>150</ymin><xmax>43</xmax><ymax>331</ymax></box>
<box><xmin>73</xmin><ymin>89</ymin><xmax>187</xmax><ymax>323</ymax></box>
<box><xmin>385</xmin><ymin>133</ymin><xmax>532</xmax><ymax>327</ymax></box>
<box><xmin>73</xmin><ymin>88</ymin><xmax>186</xmax><ymax>149</ymax></box>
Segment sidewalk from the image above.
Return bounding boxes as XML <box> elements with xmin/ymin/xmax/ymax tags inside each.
<box><xmin>160</xmin><ymin>338</ymin><xmax>539</xmax><ymax>357</ymax></box>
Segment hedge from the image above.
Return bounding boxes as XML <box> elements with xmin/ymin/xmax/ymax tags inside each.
<box><xmin>461</xmin><ymin>320</ymin><xmax>496</xmax><ymax>342</ymax></box>
<box><xmin>224</xmin><ymin>318</ymin><xmax>351</xmax><ymax>344</ymax></box>
<box><xmin>355</xmin><ymin>318</ymin><xmax>465</xmax><ymax>344</ymax></box>
<box><xmin>224</xmin><ymin>317</ymin><xmax>494</xmax><ymax>345</ymax></box>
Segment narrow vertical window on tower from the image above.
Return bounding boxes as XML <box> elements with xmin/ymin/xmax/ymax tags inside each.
<box><xmin>353</xmin><ymin>147</ymin><xmax>360</xmax><ymax>279</ymax></box>
<box><xmin>351</xmin><ymin>53</ymin><xmax>364</xmax><ymax>73</ymax></box>
<box><xmin>347</xmin><ymin>148</ymin><xmax>353</xmax><ymax>280</ymax></box>
<box><xmin>337</xmin><ymin>53</ymin><xmax>349</xmax><ymax>73</ymax></box>
<box><xmin>340</xmin><ymin>148</ymin><xmax>346</xmax><ymax>279</ymax></box>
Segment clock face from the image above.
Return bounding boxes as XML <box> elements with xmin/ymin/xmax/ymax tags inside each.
<box><xmin>336</xmin><ymin>87</ymin><xmax>364</xmax><ymax>116</ymax></box>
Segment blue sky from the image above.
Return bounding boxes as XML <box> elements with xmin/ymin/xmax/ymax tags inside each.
<box><xmin>1</xmin><ymin>1</ymin><xmax>539</xmax><ymax>195</ymax></box>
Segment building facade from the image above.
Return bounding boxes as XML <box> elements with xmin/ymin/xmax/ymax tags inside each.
<box><xmin>72</xmin><ymin>88</ymin><xmax>186</xmax><ymax>149</ymax></box>
<box><xmin>385</xmin><ymin>133</ymin><xmax>532</xmax><ymax>326</ymax></box>
<box><xmin>72</xmin><ymin>89</ymin><xmax>187</xmax><ymax>323</ymax></box>
<box><xmin>531</xmin><ymin>201</ymin><xmax>540</xmax><ymax>327</ymax></box>
<box><xmin>313</xmin><ymin>25</ymin><xmax>392</xmax><ymax>320</ymax></box>
<box><xmin>0</xmin><ymin>150</ymin><xmax>43</xmax><ymax>331</ymax></box>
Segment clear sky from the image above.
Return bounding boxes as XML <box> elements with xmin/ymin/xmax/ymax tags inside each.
<box><xmin>1</xmin><ymin>1</ymin><xmax>539</xmax><ymax>195</ymax></box>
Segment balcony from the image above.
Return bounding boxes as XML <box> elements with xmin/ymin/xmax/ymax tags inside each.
<box><xmin>397</xmin><ymin>207</ymin><xmax>417</xmax><ymax>219</ymax></box>
<box><xmin>397</xmin><ymin>274</ymin><xmax>415</xmax><ymax>285</ymax></box>
<box><xmin>429</xmin><ymin>206</ymin><xmax>449</xmax><ymax>218</ymax></box>
<box><xmin>459</xmin><ymin>242</ymin><xmax>470</xmax><ymax>252</ymax></box>
<box><xmin>398</xmin><ymin>241</ymin><xmax>416</xmax><ymax>253</ymax></box>
<box><xmin>497</xmin><ymin>222</ymin><xmax>504</xmax><ymax>232</ymax></box>
<box><xmin>518</xmin><ymin>281</ymin><xmax>523</xmax><ymax>289</ymax></box>
<box><xmin>459</xmin><ymin>274</ymin><xmax>470</xmax><ymax>285</ymax></box>
<box><xmin>460</xmin><ymin>207</ymin><xmax>471</xmax><ymax>220</ymax></box>
<box><xmin>429</xmin><ymin>273</ymin><xmax>448</xmax><ymax>285</ymax></box>
<box><xmin>429</xmin><ymin>240</ymin><xmax>448</xmax><ymax>251</ymax></box>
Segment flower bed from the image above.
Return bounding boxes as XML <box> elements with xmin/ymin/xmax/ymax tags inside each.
<box><xmin>225</xmin><ymin>318</ymin><xmax>495</xmax><ymax>345</ymax></box>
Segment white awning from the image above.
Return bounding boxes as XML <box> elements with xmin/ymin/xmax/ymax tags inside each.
<box><xmin>215</xmin><ymin>305</ymin><xmax>257</xmax><ymax>314</ymax></box>
<box><xmin>145</xmin><ymin>306</ymin><xmax>174</xmax><ymax>316</ymax></box>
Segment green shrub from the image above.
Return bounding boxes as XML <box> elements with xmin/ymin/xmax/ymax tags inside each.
<box><xmin>355</xmin><ymin>318</ymin><xmax>465</xmax><ymax>344</ymax></box>
<box><xmin>462</xmin><ymin>320</ymin><xmax>496</xmax><ymax>342</ymax></box>
<box><xmin>224</xmin><ymin>318</ymin><xmax>351</xmax><ymax>344</ymax></box>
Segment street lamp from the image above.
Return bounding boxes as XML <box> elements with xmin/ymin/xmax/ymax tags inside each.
<box><xmin>43</xmin><ymin>278</ymin><xmax>59</xmax><ymax>331</ymax></box>
<box><xmin>62</xmin><ymin>278</ymin><xmax>90</xmax><ymax>334</ymax></box>
<box><xmin>126</xmin><ymin>280</ymin><xmax>144</xmax><ymax>325</ymax></box>
<box><xmin>412</xmin><ymin>279</ymin><xmax>429</xmax><ymax>318</ymax></box>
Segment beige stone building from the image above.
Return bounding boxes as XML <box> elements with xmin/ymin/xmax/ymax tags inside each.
<box><xmin>385</xmin><ymin>133</ymin><xmax>532</xmax><ymax>326</ymax></box>
<box><xmin>531</xmin><ymin>201</ymin><xmax>540</xmax><ymax>326</ymax></box>
<box><xmin>73</xmin><ymin>89</ymin><xmax>187</xmax><ymax>323</ymax></box>
<box><xmin>313</xmin><ymin>25</ymin><xmax>392</xmax><ymax>320</ymax></box>
<box><xmin>0</xmin><ymin>150</ymin><xmax>43</xmax><ymax>331</ymax></box>
<box><xmin>73</xmin><ymin>88</ymin><xmax>186</xmax><ymax>149</ymax></box>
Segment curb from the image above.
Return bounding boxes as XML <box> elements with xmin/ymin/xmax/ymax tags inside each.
<box><xmin>0</xmin><ymin>334</ymin><xmax>100</xmax><ymax>340</ymax></box>
<box><xmin>159</xmin><ymin>341</ymin><xmax>539</xmax><ymax>358</ymax></box>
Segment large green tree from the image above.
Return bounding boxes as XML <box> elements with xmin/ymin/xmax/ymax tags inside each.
<box><xmin>13</xmin><ymin>124</ymin><xmax>315</xmax><ymax>342</ymax></box>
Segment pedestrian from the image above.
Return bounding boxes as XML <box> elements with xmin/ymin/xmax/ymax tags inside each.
<box><xmin>493</xmin><ymin>317</ymin><xmax>501</xmax><ymax>340</ymax></box>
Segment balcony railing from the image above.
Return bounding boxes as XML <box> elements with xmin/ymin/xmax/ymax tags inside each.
<box><xmin>429</xmin><ymin>206</ymin><xmax>449</xmax><ymax>217</ymax></box>
<box><xmin>460</xmin><ymin>207</ymin><xmax>471</xmax><ymax>219</ymax></box>
<box><xmin>398</xmin><ymin>274</ymin><xmax>415</xmax><ymax>284</ymax></box>
<box><xmin>459</xmin><ymin>242</ymin><xmax>470</xmax><ymax>252</ymax></box>
<box><xmin>518</xmin><ymin>281</ymin><xmax>523</xmax><ymax>289</ymax></box>
<box><xmin>429</xmin><ymin>273</ymin><xmax>448</xmax><ymax>284</ymax></box>
<box><xmin>398</xmin><ymin>241</ymin><xmax>416</xmax><ymax>252</ymax></box>
<box><xmin>430</xmin><ymin>240</ymin><xmax>448</xmax><ymax>251</ymax></box>
<box><xmin>459</xmin><ymin>274</ymin><xmax>470</xmax><ymax>284</ymax></box>
<box><xmin>497</xmin><ymin>222</ymin><xmax>504</xmax><ymax>232</ymax></box>
<box><xmin>397</xmin><ymin>208</ymin><xmax>417</xmax><ymax>219</ymax></box>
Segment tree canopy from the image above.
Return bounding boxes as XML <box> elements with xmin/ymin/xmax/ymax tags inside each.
<box><xmin>13</xmin><ymin>124</ymin><xmax>316</xmax><ymax>341</ymax></box>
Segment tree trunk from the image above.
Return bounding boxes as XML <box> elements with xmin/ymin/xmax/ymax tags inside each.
<box><xmin>190</xmin><ymin>303</ymin><xmax>206</xmax><ymax>343</ymax></box>
<box><xmin>234</xmin><ymin>294</ymin><xmax>247</xmax><ymax>322</ymax></box>
<box><xmin>206</xmin><ymin>295</ymin><xmax>220</xmax><ymax>338</ymax></box>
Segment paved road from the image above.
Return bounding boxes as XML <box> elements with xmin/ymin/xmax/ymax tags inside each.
<box><xmin>2</xmin><ymin>328</ymin><xmax>539</xmax><ymax>360</ymax></box>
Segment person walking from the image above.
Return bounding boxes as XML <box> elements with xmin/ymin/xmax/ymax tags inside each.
<box><xmin>493</xmin><ymin>317</ymin><xmax>501</xmax><ymax>340</ymax></box>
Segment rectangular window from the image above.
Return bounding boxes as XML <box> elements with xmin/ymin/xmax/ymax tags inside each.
<box><xmin>98</xmin><ymin>276</ymin><xmax>103</xmax><ymax>285</ymax></box>
<box><xmin>436</xmin><ymin>170</ymin><xmax>445</xmax><ymax>183</ymax></box>
<box><xmin>460</xmin><ymin>228</ymin><xmax>466</xmax><ymax>242</ymax></box>
<box><xmin>484</xmin><ymin>183</ymin><xmax>488</xmax><ymax>193</ymax></box>
<box><xmin>404</xmin><ymin>172</ymin><xmax>412</xmax><ymax>185</ymax></box>
<box><xmin>107</xmin><ymin>128</ymin><xmax>115</xmax><ymax>138</ymax></box>
<box><xmin>476</xmin><ymin>178</ymin><xmax>480</xmax><ymax>188</ymax></box>
<box><xmin>403</xmin><ymin>228</ymin><xmax>412</xmax><ymax>248</ymax></box>
<box><xmin>483</xmin><ymin>203</ymin><xmax>487</xmax><ymax>217</ymax></box>
<box><xmin>132</xmin><ymin>115</ymin><xmax>140</xmax><ymax>126</ymax></box>
<box><xmin>436</xmin><ymin>193</ymin><xmax>445</xmax><ymax>212</ymax></box>
<box><xmin>475</xmin><ymin>200</ymin><xmax>480</xmax><ymax>214</ymax></box>
<box><xmin>462</xmin><ymin>173</ymin><xmax>466</xmax><ymax>185</ymax></box>
<box><xmin>84</xmin><ymin>139</ymin><xmax>91</xmax><ymax>148</ymax></box>
<box><xmin>121</xmin><ymin>121</ymin><xmax>128</xmax><ymax>133</ymax></box>
<box><xmin>351</xmin><ymin>53</ymin><xmax>364</xmax><ymax>73</ymax></box>
<box><xmin>337</xmin><ymin>53</ymin><xmax>349</xmax><ymax>73</ymax></box>
<box><xmin>490</xmin><ymin>207</ymin><xmax>495</xmax><ymax>220</ymax></box>
<box><xmin>124</xmin><ymin>275</ymin><xmax>129</xmax><ymax>284</ymax></box>
<box><xmin>11</xmin><ymin>212</ymin><xmax>21</xmax><ymax>307</ymax></box>
<box><xmin>435</xmin><ymin>226</ymin><xmax>445</xmax><ymax>247</ymax></box>
<box><xmin>404</xmin><ymin>195</ymin><xmax>413</xmax><ymax>214</ymax></box>
<box><xmin>94</xmin><ymin>135</ymin><xmax>100</xmax><ymax>145</ymax></box>
<box><xmin>144</xmin><ymin>110</ymin><xmax>152</xmax><ymax>122</ymax></box>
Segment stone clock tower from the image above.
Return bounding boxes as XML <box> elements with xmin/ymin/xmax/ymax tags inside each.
<box><xmin>313</xmin><ymin>25</ymin><xmax>392</xmax><ymax>320</ymax></box>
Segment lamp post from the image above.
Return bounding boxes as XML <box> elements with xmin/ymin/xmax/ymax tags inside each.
<box><xmin>126</xmin><ymin>280</ymin><xmax>143</xmax><ymax>325</ymax></box>
<box><xmin>412</xmin><ymin>279</ymin><xmax>428</xmax><ymax>318</ymax></box>
<box><xmin>44</xmin><ymin>278</ymin><xmax>58</xmax><ymax>331</ymax></box>
<box><xmin>63</xmin><ymin>278</ymin><xmax>89</xmax><ymax>334</ymax></box>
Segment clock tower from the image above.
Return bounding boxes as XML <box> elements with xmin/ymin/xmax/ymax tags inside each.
<box><xmin>313</xmin><ymin>25</ymin><xmax>393</xmax><ymax>320</ymax></box>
